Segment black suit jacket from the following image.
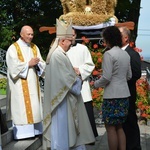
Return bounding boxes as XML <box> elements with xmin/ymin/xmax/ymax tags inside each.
<box><xmin>125</xmin><ymin>45</ymin><xmax>141</xmax><ymax>105</ymax></box>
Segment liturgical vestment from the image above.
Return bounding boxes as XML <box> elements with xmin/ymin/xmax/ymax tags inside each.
<box><xmin>67</xmin><ymin>43</ymin><xmax>95</xmax><ymax>103</ymax></box>
<box><xmin>43</xmin><ymin>46</ymin><xmax>95</xmax><ymax>149</ymax></box>
<box><xmin>6</xmin><ymin>38</ymin><xmax>46</xmax><ymax>139</ymax></box>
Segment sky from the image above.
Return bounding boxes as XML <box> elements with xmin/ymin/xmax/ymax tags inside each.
<box><xmin>136</xmin><ymin>0</ymin><xmax>150</xmax><ymax>60</ymax></box>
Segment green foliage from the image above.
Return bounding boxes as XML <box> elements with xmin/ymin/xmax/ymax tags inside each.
<box><xmin>0</xmin><ymin>27</ymin><xmax>16</xmax><ymax>49</ymax></box>
<box><xmin>0</xmin><ymin>78</ymin><xmax>7</xmax><ymax>90</ymax></box>
<box><xmin>0</xmin><ymin>0</ymin><xmax>141</xmax><ymax>57</ymax></box>
<box><xmin>0</xmin><ymin>0</ymin><xmax>63</xmax><ymax>58</ymax></box>
<box><xmin>115</xmin><ymin>0</ymin><xmax>141</xmax><ymax>41</ymax></box>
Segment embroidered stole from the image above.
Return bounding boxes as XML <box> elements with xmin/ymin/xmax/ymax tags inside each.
<box><xmin>14</xmin><ymin>42</ymin><xmax>39</xmax><ymax>124</ymax></box>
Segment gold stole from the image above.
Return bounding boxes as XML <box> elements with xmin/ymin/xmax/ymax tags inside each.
<box><xmin>14</xmin><ymin>42</ymin><xmax>39</xmax><ymax>124</ymax></box>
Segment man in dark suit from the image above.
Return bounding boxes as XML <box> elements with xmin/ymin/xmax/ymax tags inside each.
<box><xmin>119</xmin><ymin>26</ymin><xmax>141</xmax><ymax>150</ymax></box>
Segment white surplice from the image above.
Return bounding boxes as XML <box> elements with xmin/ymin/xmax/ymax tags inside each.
<box><xmin>67</xmin><ymin>43</ymin><xmax>95</xmax><ymax>103</ymax></box>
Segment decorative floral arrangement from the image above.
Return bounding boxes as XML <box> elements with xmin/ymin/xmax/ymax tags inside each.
<box><xmin>136</xmin><ymin>77</ymin><xmax>150</xmax><ymax>120</ymax></box>
<box><xmin>82</xmin><ymin>37</ymin><xmax>149</xmax><ymax>119</ymax></box>
<box><xmin>59</xmin><ymin>0</ymin><xmax>117</xmax><ymax>26</ymax></box>
<box><xmin>129</xmin><ymin>43</ymin><xmax>150</xmax><ymax>121</ymax></box>
<box><xmin>81</xmin><ymin>36</ymin><xmax>103</xmax><ymax>73</ymax></box>
<box><xmin>91</xmin><ymin>87</ymin><xmax>104</xmax><ymax>109</ymax></box>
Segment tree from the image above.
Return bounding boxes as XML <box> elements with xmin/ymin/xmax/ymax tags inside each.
<box><xmin>35</xmin><ymin>0</ymin><xmax>63</xmax><ymax>59</ymax></box>
<box><xmin>0</xmin><ymin>0</ymin><xmax>63</xmax><ymax>59</ymax></box>
<box><xmin>0</xmin><ymin>0</ymin><xmax>16</xmax><ymax>48</ymax></box>
<box><xmin>0</xmin><ymin>0</ymin><xmax>142</xmax><ymax>58</ymax></box>
<box><xmin>115</xmin><ymin>0</ymin><xmax>141</xmax><ymax>42</ymax></box>
<box><xmin>0</xmin><ymin>0</ymin><xmax>42</xmax><ymax>49</ymax></box>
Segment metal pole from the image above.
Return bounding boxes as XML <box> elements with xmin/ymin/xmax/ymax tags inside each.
<box><xmin>76</xmin><ymin>37</ymin><xmax>103</xmax><ymax>41</ymax></box>
<box><xmin>146</xmin><ymin>67</ymin><xmax>150</xmax><ymax>85</ymax></box>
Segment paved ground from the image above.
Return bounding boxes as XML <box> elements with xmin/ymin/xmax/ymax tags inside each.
<box><xmin>1</xmin><ymin>94</ymin><xmax>150</xmax><ymax>150</ymax></box>
<box><xmin>86</xmin><ymin>123</ymin><xmax>150</xmax><ymax>150</ymax></box>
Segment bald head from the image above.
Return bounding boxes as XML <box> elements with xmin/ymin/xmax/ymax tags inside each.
<box><xmin>20</xmin><ymin>25</ymin><xmax>34</xmax><ymax>44</ymax></box>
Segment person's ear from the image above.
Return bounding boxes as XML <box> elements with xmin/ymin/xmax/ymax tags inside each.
<box><xmin>124</xmin><ymin>36</ymin><xmax>128</xmax><ymax>43</ymax></box>
<box><xmin>20</xmin><ymin>33</ymin><xmax>23</xmax><ymax>39</ymax></box>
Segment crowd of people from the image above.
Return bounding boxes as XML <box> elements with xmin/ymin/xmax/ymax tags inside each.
<box><xmin>0</xmin><ymin>18</ymin><xmax>141</xmax><ymax>150</ymax></box>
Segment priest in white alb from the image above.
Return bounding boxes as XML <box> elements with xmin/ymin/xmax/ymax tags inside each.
<box><xmin>6</xmin><ymin>25</ymin><xmax>46</xmax><ymax>140</ymax></box>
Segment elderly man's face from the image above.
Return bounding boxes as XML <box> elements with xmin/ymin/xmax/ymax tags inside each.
<box><xmin>119</xmin><ymin>28</ymin><xmax>129</xmax><ymax>47</ymax></box>
<box><xmin>20</xmin><ymin>26</ymin><xmax>34</xmax><ymax>44</ymax></box>
<box><xmin>63</xmin><ymin>38</ymin><xmax>73</xmax><ymax>52</ymax></box>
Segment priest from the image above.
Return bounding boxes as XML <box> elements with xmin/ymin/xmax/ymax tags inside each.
<box><xmin>43</xmin><ymin>19</ymin><xmax>95</xmax><ymax>150</ymax></box>
<box><xmin>6</xmin><ymin>25</ymin><xmax>46</xmax><ymax>140</ymax></box>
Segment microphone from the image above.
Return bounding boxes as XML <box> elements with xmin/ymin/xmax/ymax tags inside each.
<box><xmin>34</xmin><ymin>64</ymin><xmax>40</xmax><ymax>71</ymax></box>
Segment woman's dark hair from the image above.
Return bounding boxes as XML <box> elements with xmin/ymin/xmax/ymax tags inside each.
<box><xmin>102</xmin><ymin>26</ymin><xmax>122</xmax><ymax>48</ymax></box>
